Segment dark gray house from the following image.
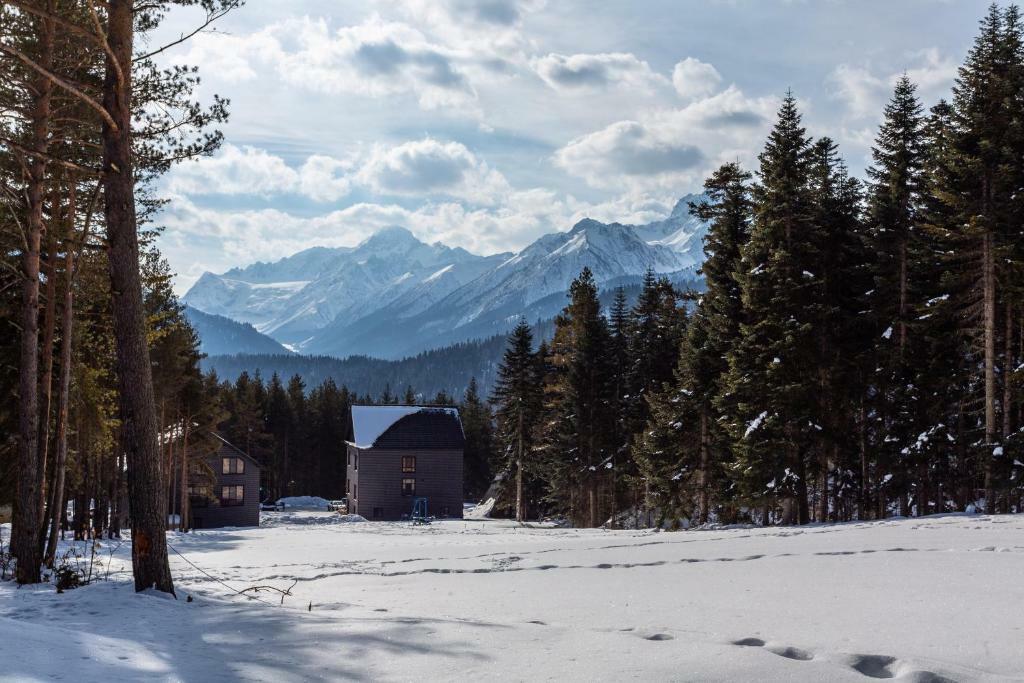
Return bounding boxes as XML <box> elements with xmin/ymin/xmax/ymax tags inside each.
<box><xmin>188</xmin><ymin>434</ymin><xmax>261</xmax><ymax>528</ymax></box>
<box><xmin>346</xmin><ymin>406</ymin><xmax>464</xmax><ymax>521</ymax></box>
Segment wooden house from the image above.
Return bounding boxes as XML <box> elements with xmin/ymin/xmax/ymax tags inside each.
<box><xmin>188</xmin><ymin>434</ymin><xmax>262</xmax><ymax>529</ymax></box>
<box><xmin>346</xmin><ymin>406</ymin><xmax>464</xmax><ymax>521</ymax></box>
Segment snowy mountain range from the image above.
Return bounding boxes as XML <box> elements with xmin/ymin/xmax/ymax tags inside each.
<box><xmin>183</xmin><ymin>195</ymin><xmax>708</xmax><ymax>359</ymax></box>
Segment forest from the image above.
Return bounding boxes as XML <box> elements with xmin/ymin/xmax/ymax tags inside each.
<box><xmin>486</xmin><ymin>6</ymin><xmax>1024</xmax><ymax>528</ymax></box>
<box><xmin>2</xmin><ymin>1</ymin><xmax>1024</xmax><ymax>600</ymax></box>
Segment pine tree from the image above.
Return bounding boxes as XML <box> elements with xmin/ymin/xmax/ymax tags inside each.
<box><xmin>539</xmin><ymin>268</ymin><xmax>617</xmax><ymax>526</ymax></box>
<box><xmin>938</xmin><ymin>4</ymin><xmax>1023</xmax><ymax>510</ymax></box>
<box><xmin>491</xmin><ymin>320</ymin><xmax>541</xmax><ymax>521</ymax></box>
<box><xmin>636</xmin><ymin>163</ymin><xmax>752</xmax><ymax>525</ymax></box>
<box><xmin>460</xmin><ymin>378</ymin><xmax>495</xmax><ymax>501</ymax></box>
<box><xmin>723</xmin><ymin>92</ymin><xmax>818</xmax><ymax>525</ymax></box>
<box><xmin>864</xmin><ymin>76</ymin><xmax>930</xmax><ymax>516</ymax></box>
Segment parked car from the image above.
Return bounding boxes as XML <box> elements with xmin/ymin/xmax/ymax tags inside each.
<box><xmin>260</xmin><ymin>500</ymin><xmax>283</xmax><ymax>512</ymax></box>
<box><xmin>328</xmin><ymin>498</ymin><xmax>348</xmax><ymax>514</ymax></box>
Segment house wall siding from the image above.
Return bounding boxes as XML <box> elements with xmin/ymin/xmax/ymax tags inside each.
<box><xmin>348</xmin><ymin>445</ymin><xmax>463</xmax><ymax>521</ymax></box>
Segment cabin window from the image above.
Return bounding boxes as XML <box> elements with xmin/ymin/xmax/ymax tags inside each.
<box><xmin>373</xmin><ymin>507</ymin><xmax>384</xmax><ymax>519</ymax></box>
<box><xmin>221</xmin><ymin>485</ymin><xmax>244</xmax><ymax>506</ymax></box>
<box><xmin>222</xmin><ymin>457</ymin><xmax>245</xmax><ymax>475</ymax></box>
<box><xmin>401</xmin><ymin>478</ymin><xmax>416</xmax><ymax>497</ymax></box>
<box><xmin>188</xmin><ymin>485</ymin><xmax>211</xmax><ymax>507</ymax></box>
<box><xmin>354</xmin><ymin>453</ymin><xmax>358</xmax><ymax>471</ymax></box>
<box><xmin>402</xmin><ymin>455</ymin><xmax>416</xmax><ymax>473</ymax></box>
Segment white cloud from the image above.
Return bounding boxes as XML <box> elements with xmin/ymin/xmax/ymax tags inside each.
<box><xmin>555</xmin><ymin>86</ymin><xmax>777</xmax><ymax>191</ymax></box>
<box><xmin>672</xmin><ymin>58</ymin><xmax>722</xmax><ymax>100</ymax></box>
<box><xmin>357</xmin><ymin>139</ymin><xmax>511</xmax><ymax>204</ymax></box>
<box><xmin>829</xmin><ymin>47</ymin><xmax>957</xmax><ymax>120</ymax></box>
<box><xmin>164</xmin><ymin>139</ymin><xmax>511</xmax><ymax>206</ymax></box>
<box><xmin>178</xmin><ymin>15</ymin><xmax>481</xmax><ymax>113</ymax></box>
<box><xmin>532</xmin><ymin>52</ymin><xmax>667</xmax><ymax>93</ymax></box>
<box><xmin>298</xmin><ymin>155</ymin><xmax>357</xmax><ymax>202</ymax></box>
<box><xmin>168</xmin><ymin>145</ymin><xmax>300</xmax><ymax>196</ymax></box>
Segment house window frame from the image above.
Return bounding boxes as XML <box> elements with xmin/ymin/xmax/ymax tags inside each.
<box><xmin>401</xmin><ymin>478</ymin><xmax>416</xmax><ymax>497</ymax></box>
<box><xmin>401</xmin><ymin>455</ymin><xmax>416</xmax><ymax>473</ymax></box>
<box><xmin>222</xmin><ymin>457</ymin><xmax>245</xmax><ymax>475</ymax></box>
<box><xmin>220</xmin><ymin>485</ymin><xmax>244</xmax><ymax>506</ymax></box>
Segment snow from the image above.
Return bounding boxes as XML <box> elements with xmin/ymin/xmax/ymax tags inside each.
<box><xmin>2</xmin><ymin>514</ymin><xmax>1024</xmax><ymax>681</ymax></box>
<box><xmin>464</xmin><ymin>498</ymin><xmax>496</xmax><ymax>519</ymax></box>
<box><xmin>882</xmin><ymin>326</ymin><xmax>893</xmax><ymax>339</ymax></box>
<box><xmin>349</xmin><ymin>405</ymin><xmax>460</xmax><ymax>449</ymax></box>
<box><xmin>745</xmin><ymin>411</ymin><xmax>768</xmax><ymax>438</ymax></box>
<box><xmin>276</xmin><ymin>495</ymin><xmax>330</xmax><ymax>510</ymax></box>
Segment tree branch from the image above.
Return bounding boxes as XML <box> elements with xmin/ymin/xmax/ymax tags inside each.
<box><xmin>0</xmin><ymin>138</ymin><xmax>103</xmax><ymax>175</ymax></box>
<box><xmin>0</xmin><ymin>43</ymin><xmax>118</xmax><ymax>133</ymax></box>
<box><xmin>133</xmin><ymin>1</ymin><xmax>243</xmax><ymax>62</ymax></box>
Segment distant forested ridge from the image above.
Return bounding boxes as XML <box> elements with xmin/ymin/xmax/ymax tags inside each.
<box><xmin>202</xmin><ymin>318</ymin><xmax>558</xmax><ymax>399</ymax></box>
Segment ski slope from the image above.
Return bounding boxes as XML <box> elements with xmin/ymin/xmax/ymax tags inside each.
<box><xmin>1</xmin><ymin>513</ymin><xmax>1022</xmax><ymax>681</ymax></box>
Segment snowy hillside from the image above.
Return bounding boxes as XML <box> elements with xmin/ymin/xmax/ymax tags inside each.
<box><xmin>2</xmin><ymin>513</ymin><xmax>1021</xmax><ymax>681</ymax></box>
<box><xmin>183</xmin><ymin>196</ymin><xmax>709</xmax><ymax>359</ymax></box>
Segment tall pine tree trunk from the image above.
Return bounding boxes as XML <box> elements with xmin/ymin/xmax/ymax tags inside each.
<box><xmin>1003</xmin><ymin>302</ymin><xmax>1014</xmax><ymax>440</ymax></box>
<box><xmin>44</xmin><ymin>186</ymin><xmax>78</xmax><ymax>566</ymax></box>
<box><xmin>179</xmin><ymin>423</ymin><xmax>190</xmax><ymax>532</ymax></box>
<box><xmin>103</xmin><ymin>0</ymin><xmax>174</xmax><ymax>594</ymax></box>
<box><xmin>12</xmin><ymin>5</ymin><xmax>55</xmax><ymax>585</ymax></box>
<box><xmin>36</xmin><ymin>219</ymin><xmax>59</xmax><ymax>549</ymax></box>
<box><xmin>983</xmin><ymin>229</ymin><xmax>997</xmax><ymax>511</ymax></box>
<box><xmin>698</xmin><ymin>408</ymin><xmax>710</xmax><ymax>525</ymax></box>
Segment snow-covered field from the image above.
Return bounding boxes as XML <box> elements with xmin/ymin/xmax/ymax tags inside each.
<box><xmin>2</xmin><ymin>513</ymin><xmax>1023</xmax><ymax>682</ymax></box>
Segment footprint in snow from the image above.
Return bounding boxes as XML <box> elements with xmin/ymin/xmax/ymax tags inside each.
<box><xmin>732</xmin><ymin>637</ymin><xmax>814</xmax><ymax>661</ymax></box>
<box><xmin>846</xmin><ymin>654</ymin><xmax>954</xmax><ymax>682</ymax></box>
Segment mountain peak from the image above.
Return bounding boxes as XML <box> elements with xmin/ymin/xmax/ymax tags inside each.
<box><xmin>569</xmin><ymin>217</ymin><xmax>606</xmax><ymax>234</ymax></box>
<box><xmin>669</xmin><ymin>193</ymin><xmax>704</xmax><ymax>219</ymax></box>
<box><xmin>360</xmin><ymin>225</ymin><xmax>418</xmax><ymax>246</ymax></box>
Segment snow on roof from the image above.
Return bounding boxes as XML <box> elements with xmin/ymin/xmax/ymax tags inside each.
<box><xmin>348</xmin><ymin>405</ymin><xmax>461</xmax><ymax>449</ymax></box>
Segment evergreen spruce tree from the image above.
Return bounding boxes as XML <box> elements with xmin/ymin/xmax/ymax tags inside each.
<box><xmin>539</xmin><ymin>268</ymin><xmax>617</xmax><ymax>527</ymax></box>
<box><xmin>637</xmin><ymin>163</ymin><xmax>752</xmax><ymax>525</ymax></box>
<box><xmin>723</xmin><ymin>93</ymin><xmax>818</xmax><ymax>525</ymax></box>
<box><xmin>864</xmin><ymin>76</ymin><xmax>930</xmax><ymax>517</ymax></box>
<box><xmin>491</xmin><ymin>320</ymin><xmax>541</xmax><ymax>521</ymax></box>
<box><xmin>460</xmin><ymin>378</ymin><xmax>495</xmax><ymax>501</ymax></box>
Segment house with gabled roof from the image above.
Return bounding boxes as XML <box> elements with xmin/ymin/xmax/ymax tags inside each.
<box><xmin>188</xmin><ymin>433</ymin><xmax>262</xmax><ymax>529</ymax></box>
<box><xmin>346</xmin><ymin>406</ymin><xmax>464</xmax><ymax>521</ymax></box>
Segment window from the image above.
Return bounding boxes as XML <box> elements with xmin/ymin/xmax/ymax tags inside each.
<box><xmin>401</xmin><ymin>478</ymin><xmax>416</xmax><ymax>497</ymax></box>
<box><xmin>441</xmin><ymin>505</ymin><xmax>450</xmax><ymax>517</ymax></box>
<box><xmin>221</xmin><ymin>485</ymin><xmax>244</xmax><ymax>506</ymax></box>
<box><xmin>353</xmin><ymin>483</ymin><xmax>357</xmax><ymax>500</ymax></box>
<box><xmin>402</xmin><ymin>456</ymin><xmax>416</xmax><ymax>473</ymax></box>
<box><xmin>354</xmin><ymin>453</ymin><xmax>358</xmax><ymax>471</ymax></box>
<box><xmin>188</xmin><ymin>462</ymin><xmax>204</xmax><ymax>475</ymax></box>
<box><xmin>373</xmin><ymin>507</ymin><xmax>384</xmax><ymax>519</ymax></box>
<box><xmin>222</xmin><ymin>457</ymin><xmax>245</xmax><ymax>475</ymax></box>
<box><xmin>188</xmin><ymin>485</ymin><xmax>211</xmax><ymax>508</ymax></box>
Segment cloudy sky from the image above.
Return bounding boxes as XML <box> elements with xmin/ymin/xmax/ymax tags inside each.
<box><xmin>152</xmin><ymin>0</ymin><xmax>999</xmax><ymax>293</ymax></box>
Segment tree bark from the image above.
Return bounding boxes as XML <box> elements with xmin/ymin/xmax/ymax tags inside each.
<box><xmin>36</xmin><ymin>213</ymin><xmax>59</xmax><ymax>548</ymax></box>
<box><xmin>179</xmin><ymin>421</ymin><xmax>190</xmax><ymax>532</ymax></box>
<box><xmin>44</xmin><ymin>182</ymin><xmax>79</xmax><ymax>567</ymax></box>
<box><xmin>515</xmin><ymin>410</ymin><xmax>524</xmax><ymax>523</ymax></box>
<box><xmin>102</xmin><ymin>0</ymin><xmax>174</xmax><ymax>594</ymax></box>
<box><xmin>12</xmin><ymin>4</ymin><xmax>55</xmax><ymax>585</ymax></box>
<box><xmin>698</xmin><ymin>408</ymin><xmax>710</xmax><ymax>525</ymax></box>
<box><xmin>983</xmin><ymin>229</ymin><xmax>997</xmax><ymax>511</ymax></box>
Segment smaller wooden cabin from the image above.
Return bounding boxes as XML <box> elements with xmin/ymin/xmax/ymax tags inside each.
<box><xmin>346</xmin><ymin>406</ymin><xmax>464</xmax><ymax>521</ymax></box>
<box><xmin>188</xmin><ymin>434</ymin><xmax>262</xmax><ymax>529</ymax></box>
